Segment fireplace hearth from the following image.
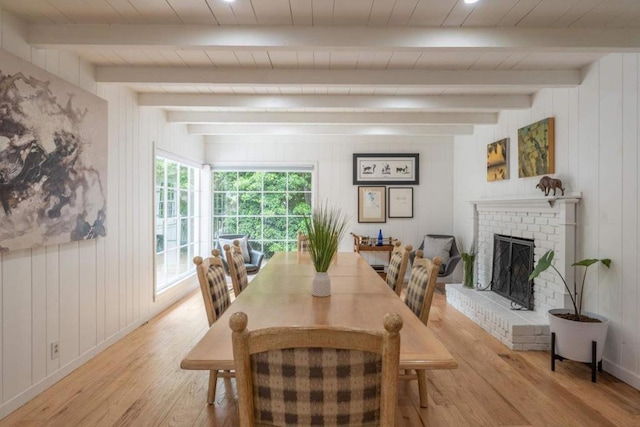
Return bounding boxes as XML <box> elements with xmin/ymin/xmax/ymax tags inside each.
<box><xmin>490</xmin><ymin>234</ymin><xmax>535</xmax><ymax>310</ymax></box>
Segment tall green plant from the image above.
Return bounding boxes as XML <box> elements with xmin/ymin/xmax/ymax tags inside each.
<box><xmin>303</xmin><ymin>203</ymin><xmax>349</xmax><ymax>272</ymax></box>
<box><xmin>528</xmin><ymin>250</ymin><xmax>611</xmax><ymax>321</ymax></box>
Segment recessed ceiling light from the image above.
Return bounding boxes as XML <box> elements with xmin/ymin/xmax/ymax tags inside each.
<box><xmin>464</xmin><ymin>0</ymin><xmax>479</xmax><ymax>4</ymax></box>
<box><xmin>223</xmin><ymin>0</ymin><xmax>235</xmax><ymax>3</ymax></box>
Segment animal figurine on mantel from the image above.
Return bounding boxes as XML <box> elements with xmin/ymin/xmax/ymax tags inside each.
<box><xmin>536</xmin><ymin>176</ymin><xmax>565</xmax><ymax>196</ymax></box>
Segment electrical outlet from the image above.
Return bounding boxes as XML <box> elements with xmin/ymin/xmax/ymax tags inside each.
<box><xmin>51</xmin><ymin>341</ymin><xmax>59</xmax><ymax>360</ymax></box>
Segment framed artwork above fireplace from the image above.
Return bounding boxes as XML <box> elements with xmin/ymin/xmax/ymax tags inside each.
<box><xmin>517</xmin><ymin>117</ymin><xmax>555</xmax><ymax>178</ymax></box>
<box><xmin>487</xmin><ymin>138</ymin><xmax>509</xmax><ymax>182</ymax></box>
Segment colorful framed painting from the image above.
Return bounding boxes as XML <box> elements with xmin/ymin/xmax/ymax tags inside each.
<box><xmin>353</xmin><ymin>153</ymin><xmax>419</xmax><ymax>185</ymax></box>
<box><xmin>358</xmin><ymin>186</ymin><xmax>386</xmax><ymax>223</ymax></box>
<box><xmin>517</xmin><ymin>117</ymin><xmax>555</xmax><ymax>178</ymax></box>
<box><xmin>487</xmin><ymin>138</ymin><xmax>509</xmax><ymax>182</ymax></box>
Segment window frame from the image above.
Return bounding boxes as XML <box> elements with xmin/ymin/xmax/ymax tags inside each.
<box><xmin>211</xmin><ymin>165</ymin><xmax>316</xmax><ymax>259</ymax></box>
<box><xmin>154</xmin><ymin>153</ymin><xmax>202</xmax><ymax>295</ymax></box>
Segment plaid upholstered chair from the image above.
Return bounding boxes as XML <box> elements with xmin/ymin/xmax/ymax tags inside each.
<box><xmin>229</xmin><ymin>311</ymin><xmax>403</xmax><ymax>427</ymax></box>
<box><xmin>297</xmin><ymin>231</ymin><xmax>310</xmax><ymax>252</ymax></box>
<box><xmin>401</xmin><ymin>250</ymin><xmax>443</xmax><ymax>408</ymax></box>
<box><xmin>193</xmin><ymin>249</ymin><xmax>234</xmax><ymax>404</ymax></box>
<box><xmin>224</xmin><ymin>240</ymin><xmax>250</xmax><ymax>297</ymax></box>
<box><xmin>385</xmin><ymin>241</ymin><xmax>413</xmax><ymax>297</ymax></box>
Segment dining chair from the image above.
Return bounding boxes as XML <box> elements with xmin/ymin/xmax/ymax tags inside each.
<box><xmin>386</xmin><ymin>241</ymin><xmax>413</xmax><ymax>297</ymax></box>
<box><xmin>223</xmin><ymin>240</ymin><xmax>249</xmax><ymax>297</ymax></box>
<box><xmin>216</xmin><ymin>233</ymin><xmax>265</xmax><ymax>275</ymax></box>
<box><xmin>229</xmin><ymin>311</ymin><xmax>403</xmax><ymax>427</ymax></box>
<box><xmin>297</xmin><ymin>231</ymin><xmax>310</xmax><ymax>252</ymax></box>
<box><xmin>401</xmin><ymin>250</ymin><xmax>443</xmax><ymax>408</ymax></box>
<box><xmin>193</xmin><ymin>249</ymin><xmax>235</xmax><ymax>404</ymax></box>
<box><xmin>409</xmin><ymin>234</ymin><xmax>461</xmax><ymax>286</ymax></box>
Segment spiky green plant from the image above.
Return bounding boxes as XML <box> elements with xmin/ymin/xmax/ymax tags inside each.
<box><xmin>528</xmin><ymin>250</ymin><xmax>611</xmax><ymax>321</ymax></box>
<box><xmin>303</xmin><ymin>203</ymin><xmax>349</xmax><ymax>272</ymax></box>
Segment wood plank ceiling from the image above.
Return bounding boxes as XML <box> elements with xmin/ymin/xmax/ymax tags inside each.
<box><xmin>2</xmin><ymin>0</ymin><xmax>640</xmax><ymax>136</ymax></box>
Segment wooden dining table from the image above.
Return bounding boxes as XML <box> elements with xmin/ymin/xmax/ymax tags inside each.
<box><xmin>181</xmin><ymin>251</ymin><xmax>457</xmax><ymax>372</ymax></box>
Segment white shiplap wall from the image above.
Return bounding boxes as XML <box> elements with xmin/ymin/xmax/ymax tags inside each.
<box><xmin>205</xmin><ymin>135</ymin><xmax>455</xmax><ymax>258</ymax></box>
<box><xmin>0</xmin><ymin>11</ymin><xmax>205</xmax><ymax>417</ymax></box>
<box><xmin>452</xmin><ymin>53</ymin><xmax>640</xmax><ymax>390</ymax></box>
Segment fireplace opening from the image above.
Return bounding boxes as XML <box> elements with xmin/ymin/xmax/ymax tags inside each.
<box><xmin>490</xmin><ymin>234</ymin><xmax>535</xmax><ymax>310</ymax></box>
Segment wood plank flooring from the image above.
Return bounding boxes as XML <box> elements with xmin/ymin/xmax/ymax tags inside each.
<box><xmin>2</xmin><ymin>288</ymin><xmax>640</xmax><ymax>426</ymax></box>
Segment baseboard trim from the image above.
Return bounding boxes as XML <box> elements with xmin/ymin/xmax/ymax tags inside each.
<box><xmin>603</xmin><ymin>360</ymin><xmax>640</xmax><ymax>390</ymax></box>
<box><xmin>0</xmin><ymin>285</ymin><xmax>197</xmax><ymax>419</ymax></box>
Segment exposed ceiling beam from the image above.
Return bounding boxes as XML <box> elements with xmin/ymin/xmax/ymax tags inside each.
<box><xmin>139</xmin><ymin>94</ymin><xmax>531</xmax><ymax>110</ymax></box>
<box><xmin>206</xmin><ymin>135</ymin><xmax>452</xmax><ymax>145</ymax></box>
<box><xmin>167</xmin><ymin>111</ymin><xmax>498</xmax><ymax>125</ymax></box>
<box><xmin>188</xmin><ymin>124</ymin><xmax>473</xmax><ymax>136</ymax></box>
<box><xmin>97</xmin><ymin>67</ymin><xmax>580</xmax><ymax>88</ymax></box>
<box><xmin>29</xmin><ymin>25</ymin><xmax>640</xmax><ymax>51</ymax></box>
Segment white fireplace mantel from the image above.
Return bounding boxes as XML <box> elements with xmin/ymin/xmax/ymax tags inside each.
<box><xmin>469</xmin><ymin>193</ymin><xmax>582</xmax><ymax>213</ymax></box>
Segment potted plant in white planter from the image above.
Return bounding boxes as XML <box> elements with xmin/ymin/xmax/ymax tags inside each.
<box><xmin>529</xmin><ymin>250</ymin><xmax>611</xmax><ymax>381</ymax></box>
<box><xmin>304</xmin><ymin>202</ymin><xmax>349</xmax><ymax>297</ymax></box>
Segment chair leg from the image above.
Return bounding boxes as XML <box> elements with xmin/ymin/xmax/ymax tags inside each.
<box><xmin>207</xmin><ymin>370</ymin><xmax>218</xmax><ymax>404</ymax></box>
<box><xmin>416</xmin><ymin>370</ymin><xmax>428</xmax><ymax>408</ymax></box>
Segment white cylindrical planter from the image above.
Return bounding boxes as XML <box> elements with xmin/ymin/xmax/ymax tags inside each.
<box><xmin>548</xmin><ymin>309</ymin><xmax>609</xmax><ymax>363</ymax></box>
<box><xmin>312</xmin><ymin>272</ymin><xmax>331</xmax><ymax>297</ymax></box>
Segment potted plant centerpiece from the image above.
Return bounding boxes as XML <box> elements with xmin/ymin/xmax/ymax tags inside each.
<box><xmin>529</xmin><ymin>250</ymin><xmax>611</xmax><ymax>378</ymax></box>
<box><xmin>304</xmin><ymin>202</ymin><xmax>349</xmax><ymax>297</ymax></box>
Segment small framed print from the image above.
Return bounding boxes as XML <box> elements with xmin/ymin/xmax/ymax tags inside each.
<box><xmin>388</xmin><ymin>187</ymin><xmax>413</xmax><ymax>218</ymax></box>
<box><xmin>487</xmin><ymin>138</ymin><xmax>509</xmax><ymax>182</ymax></box>
<box><xmin>358</xmin><ymin>186</ymin><xmax>386</xmax><ymax>223</ymax></box>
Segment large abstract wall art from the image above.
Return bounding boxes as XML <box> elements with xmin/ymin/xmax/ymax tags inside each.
<box><xmin>0</xmin><ymin>49</ymin><xmax>108</xmax><ymax>252</ymax></box>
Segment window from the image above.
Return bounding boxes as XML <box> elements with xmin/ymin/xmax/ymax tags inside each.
<box><xmin>155</xmin><ymin>156</ymin><xmax>200</xmax><ymax>292</ymax></box>
<box><xmin>212</xmin><ymin>170</ymin><xmax>313</xmax><ymax>258</ymax></box>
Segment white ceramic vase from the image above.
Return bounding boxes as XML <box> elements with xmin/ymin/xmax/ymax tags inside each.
<box><xmin>312</xmin><ymin>271</ymin><xmax>331</xmax><ymax>297</ymax></box>
<box><xmin>548</xmin><ymin>309</ymin><xmax>609</xmax><ymax>363</ymax></box>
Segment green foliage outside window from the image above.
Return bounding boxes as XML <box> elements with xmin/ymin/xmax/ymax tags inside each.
<box><xmin>212</xmin><ymin>170</ymin><xmax>313</xmax><ymax>259</ymax></box>
<box><xmin>213</xmin><ymin>172</ymin><xmax>237</xmax><ymax>191</ymax></box>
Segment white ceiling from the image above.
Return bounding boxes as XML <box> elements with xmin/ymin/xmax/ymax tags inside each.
<box><xmin>3</xmin><ymin>0</ymin><xmax>640</xmax><ymax>136</ymax></box>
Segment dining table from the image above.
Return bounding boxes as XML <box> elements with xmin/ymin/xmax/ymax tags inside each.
<box><xmin>181</xmin><ymin>251</ymin><xmax>458</xmax><ymax>373</ymax></box>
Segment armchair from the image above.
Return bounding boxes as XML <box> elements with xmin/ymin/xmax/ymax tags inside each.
<box><xmin>409</xmin><ymin>234</ymin><xmax>461</xmax><ymax>282</ymax></box>
<box><xmin>215</xmin><ymin>234</ymin><xmax>264</xmax><ymax>275</ymax></box>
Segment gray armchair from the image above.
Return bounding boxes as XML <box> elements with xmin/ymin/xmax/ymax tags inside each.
<box><xmin>215</xmin><ymin>234</ymin><xmax>265</xmax><ymax>275</ymax></box>
<box><xmin>409</xmin><ymin>234</ymin><xmax>461</xmax><ymax>281</ymax></box>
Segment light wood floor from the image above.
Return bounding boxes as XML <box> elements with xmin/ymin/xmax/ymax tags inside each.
<box><xmin>3</xmin><ymin>288</ymin><xmax>640</xmax><ymax>426</ymax></box>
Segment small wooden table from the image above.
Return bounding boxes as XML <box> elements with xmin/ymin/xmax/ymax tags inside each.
<box><xmin>351</xmin><ymin>233</ymin><xmax>395</xmax><ymax>279</ymax></box>
<box><xmin>181</xmin><ymin>252</ymin><xmax>457</xmax><ymax>373</ymax></box>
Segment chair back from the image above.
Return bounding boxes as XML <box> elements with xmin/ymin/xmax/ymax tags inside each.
<box><xmin>404</xmin><ymin>251</ymin><xmax>443</xmax><ymax>325</ymax></box>
<box><xmin>414</xmin><ymin>234</ymin><xmax>461</xmax><ymax>279</ymax></box>
<box><xmin>224</xmin><ymin>240</ymin><xmax>249</xmax><ymax>297</ymax></box>
<box><xmin>297</xmin><ymin>231</ymin><xmax>310</xmax><ymax>252</ymax></box>
<box><xmin>230</xmin><ymin>311</ymin><xmax>403</xmax><ymax>427</ymax></box>
<box><xmin>193</xmin><ymin>249</ymin><xmax>231</xmax><ymax>327</ymax></box>
<box><xmin>386</xmin><ymin>241</ymin><xmax>413</xmax><ymax>297</ymax></box>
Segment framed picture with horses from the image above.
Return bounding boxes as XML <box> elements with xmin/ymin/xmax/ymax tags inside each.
<box><xmin>352</xmin><ymin>153</ymin><xmax>419</xmax><ymax>185</ymax></box>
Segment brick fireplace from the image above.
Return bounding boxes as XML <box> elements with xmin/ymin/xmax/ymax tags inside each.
<box><xmin>447</xmin><ymin>195</ymin><xmax>581</xmax><ymax>350</ymax></box>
